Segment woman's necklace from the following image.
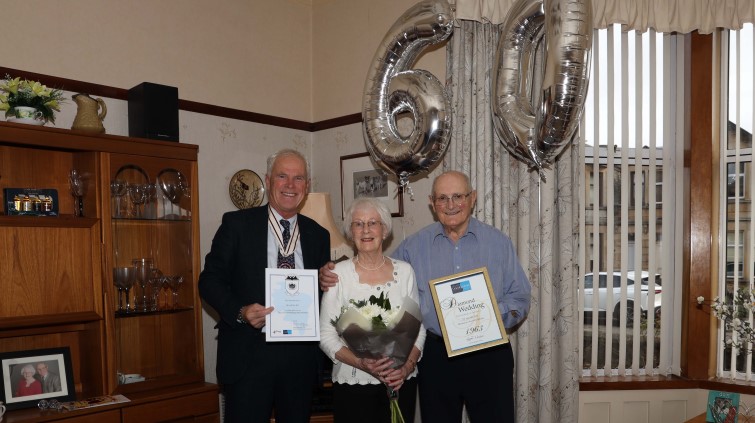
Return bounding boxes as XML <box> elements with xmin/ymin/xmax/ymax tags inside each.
<box><xmin>355</xmin><ymin>255</ymin><xmax>386</xmax><ymax>271</ymax></box>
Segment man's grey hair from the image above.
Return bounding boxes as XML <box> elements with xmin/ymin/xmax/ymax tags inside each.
<box><xmin>266</xmin><ymin>149</ymin><xmax>310</xmax><ymax>179</ymax></box>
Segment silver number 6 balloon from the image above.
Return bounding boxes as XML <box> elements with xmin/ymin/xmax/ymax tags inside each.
<box><xmin>492</xmin><ymin>0</ymin><xmax>593</xmax><ymax>175</ymax></box>
<box><xmin>362</xmin><ymin>0</ymin><xmax>454</xmax><ymax>189</ymax></box>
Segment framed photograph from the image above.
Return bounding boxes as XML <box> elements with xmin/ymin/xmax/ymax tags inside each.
<box><xmin>0</xmin><ymin>347</ymin><xmax>75</xmax><ymax>410</ymax></box>
<box><xmin>428</xmin><ymin>267</ymin><xmax>509</xmax><ymax>357</ymax></box>
<box><xmin>340</xmin><ymin>152</ymin><xmax>403</xmax><ymax>218</ymax></box>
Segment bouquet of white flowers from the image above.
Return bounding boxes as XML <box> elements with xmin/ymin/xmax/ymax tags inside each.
<box><xmin>333</xmin><ymin>291</ymin><xmax>421</xmax><ymax>367</ymax></box>
<box><xmin>332</xmin><ymin>291</ymin><xmax>422</xmax><ymax>423</ymax></box>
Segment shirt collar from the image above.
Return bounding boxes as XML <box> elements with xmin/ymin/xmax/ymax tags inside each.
<box><xmin>269</xmin><ymin>206</ymin><xmax>297</xmax><ymax>226</ymax></box>
<box><xmin>432</xmin><ymin>217</ymin><xmax>480</xmax><ymax>240</ymax></box>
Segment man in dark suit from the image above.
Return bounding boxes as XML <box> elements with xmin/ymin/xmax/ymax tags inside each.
<box><xmin>199</xmin><ymin>149</ymin><xmax>330</xmax><ymax>423</ymax></box>
<box><xmin>35</xmin><ymin>362</ymin><xmax>61</xmax><ymax>393</ymax></box>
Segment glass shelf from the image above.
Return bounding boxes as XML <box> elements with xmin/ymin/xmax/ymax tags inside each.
<box><xmin>114</xmin><ymin>307</ymin><xmax>193</xmax><ymax>318</ymax></box>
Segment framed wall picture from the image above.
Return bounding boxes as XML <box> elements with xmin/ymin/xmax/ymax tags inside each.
<box><xmin>0</xmin><ymin>347</ymin><xmax>75</xmax><ymax>410</ymax></box>
<box><xmin>340</xmin><ymin>152</ymin><xmax>403</xmax><ymax>218</ymax></box>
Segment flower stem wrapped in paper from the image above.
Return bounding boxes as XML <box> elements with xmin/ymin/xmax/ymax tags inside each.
<box><xmin>332</xmin><ymin>292</ymin><xmax>422</xmax><ymax>423</ymax></box>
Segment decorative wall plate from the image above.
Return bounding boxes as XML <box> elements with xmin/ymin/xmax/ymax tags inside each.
<box><xmin>229</xmin><ymin>169</ymin><xmax>265</xmax><ymax>209</ymax></box>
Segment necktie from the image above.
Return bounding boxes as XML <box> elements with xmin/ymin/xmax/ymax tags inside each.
<box><xmin>277</xmin><ymin>219</ymin><xmax>295</xmax><ymax>269</ymax></box>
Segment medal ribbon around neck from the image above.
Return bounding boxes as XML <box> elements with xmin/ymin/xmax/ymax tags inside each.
<box><xmin>268</xmin><ymin>206</ymin><xmax>300</xmax><ymax>258</ymax></box>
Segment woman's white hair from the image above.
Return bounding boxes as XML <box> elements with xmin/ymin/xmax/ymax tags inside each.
<box><xmin>342</xmin><ymin>197</ymin><xmax>392</xmax><ymax>241</ymax></box>
<box><xmin>21</xmin><ymin>364</ymin><xmax>36</xmax><ymax>375</ymax></box>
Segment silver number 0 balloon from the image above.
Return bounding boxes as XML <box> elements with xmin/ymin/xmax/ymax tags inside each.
<box><xmin>362</xmin><ymin>0</ymin><xmax>454</xmax><ymax>189</ymax></box>
<box><xmin>492</xmin><ymin>0</ymin><xmax>592</xmax><ymax>174</ymax></box>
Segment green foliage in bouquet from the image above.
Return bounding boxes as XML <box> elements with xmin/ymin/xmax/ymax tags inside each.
<box><xmin>0</xmin><ymin>75</ymin><xmax>66</xmax><ymax>124</ymax></box>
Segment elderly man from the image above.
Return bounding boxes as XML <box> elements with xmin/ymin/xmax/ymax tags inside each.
<box><xmin>200</xmin><ymin>149</ymin><xmax>330</xmax><ymax>423</ymax></box>
<box><xmin>321</xmin><ymin>170</ymin><xmax>531</xmax><ymax>422</ymax></box>
<box><xmin>36</xmin><ymin>362</ymin><xmax>61</xmax><ymax>393</ymax></box>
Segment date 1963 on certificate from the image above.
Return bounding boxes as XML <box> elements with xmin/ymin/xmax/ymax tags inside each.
<box><xmin>429</xmin><ymin>267</ymin><xmax>508</xmax><ymax>357</ymax></box>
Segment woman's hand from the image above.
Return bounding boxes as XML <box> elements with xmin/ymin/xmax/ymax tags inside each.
<box><xmin>359</xmin><ymin>357</ymin><xmax>394</xmax><ymax>381</ymax></box>
<box><xmin>383</xmin><ymin>359</ymin><xmax>416</xmax><ymax>391</ymax></box>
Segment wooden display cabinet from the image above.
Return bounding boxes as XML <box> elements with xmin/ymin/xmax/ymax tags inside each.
<box><xmin>0</xmin><ymin>122</ymin><xmax>218</xmax><ymax>422</ymax></box>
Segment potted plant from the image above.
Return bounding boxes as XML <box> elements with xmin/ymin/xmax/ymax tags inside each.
<box><xmin>0</xmin><ymin>75</ymin><xmax>65</xmax><ymax>125</ymax></box>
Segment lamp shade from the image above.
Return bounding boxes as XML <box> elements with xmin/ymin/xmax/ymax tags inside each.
<box><xmin>299</xmin><ymin>192</ymin><xmax>353</xmax><ymax>261</ymax></box>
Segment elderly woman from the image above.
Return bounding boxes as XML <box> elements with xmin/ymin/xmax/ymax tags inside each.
<box><xmin>15</xmin><ymin>364</ymin><xmax>42</xmax><ymax>397</ymax></box>
<box><xmin>320</xmin><ymin>197</ymin><xmax>425</xmax><ymax>423</ymax></box>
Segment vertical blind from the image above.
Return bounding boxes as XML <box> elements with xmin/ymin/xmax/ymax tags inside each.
<box><xmin>719</xmin><ymin>23</ymin><xmax>755</xmax><ymax>380</ymax></box>
<box><xmin>579</xmin><ymin>25</ymin><xmax>683</xmax><ymax>377</ymax></box>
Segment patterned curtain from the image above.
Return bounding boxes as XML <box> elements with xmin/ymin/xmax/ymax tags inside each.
<box><xmin>444</xmin><ymin>19</ymin><xmax>581</xmax><ymax>423</ymax></box>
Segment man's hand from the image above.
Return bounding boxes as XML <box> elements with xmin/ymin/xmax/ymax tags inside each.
<box><xmin>240</xmin><ymin>303</ymin><xmax>274</xmax><ymax>329</ymax></box>
<box><xmin>319</xmin><ymin>261</ymin><xmax>339</xmax><ymax>291</ymax></box>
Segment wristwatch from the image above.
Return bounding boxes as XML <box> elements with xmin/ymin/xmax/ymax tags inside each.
<box><xmin>236</xmin><ymin>307</ymin><xmax>246</xmax><ymax>324</ymax></box>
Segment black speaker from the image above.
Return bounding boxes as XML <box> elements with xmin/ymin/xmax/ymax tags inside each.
<box><xmin>128</xmin><ymin>82</ymin><xmax>179</xmax><ymax>142</ymax></box>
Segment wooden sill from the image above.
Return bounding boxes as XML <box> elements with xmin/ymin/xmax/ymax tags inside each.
<box><xmin>579</xmin><ymin>375</ymin><xmax>697</xmax><ymax>391</ymax></box>
<box><xmin>700</xmin><ymin>378</ymin><xmax>755</xmax><ymax>396</ymax></box>
<box><xmin>581</xmin><ymin>375</ymin><xmax>755</xmax><ymax>395</ymax></box>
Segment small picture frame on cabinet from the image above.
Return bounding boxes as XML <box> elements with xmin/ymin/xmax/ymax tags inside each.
<box><xmin>3</xmin><ymin>188</ymin><xmax>59</xmax><ymax>216</ymax></box>
<box><xmin>0</xmin><ymin>347</ymin><xmax>75</xmax><ymax>411</ymax></box>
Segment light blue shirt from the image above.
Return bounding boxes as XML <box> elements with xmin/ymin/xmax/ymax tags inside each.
<box><xmin>392</xmin><ymin>217</ymin><xmax>531</xmax><ymax>336</ymax></box>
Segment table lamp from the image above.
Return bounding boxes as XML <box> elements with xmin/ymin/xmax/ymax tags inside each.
<box><xmin>299</xmin><ymin>192</ymin><xmax>353</xmax><ymax>261</ymax></box>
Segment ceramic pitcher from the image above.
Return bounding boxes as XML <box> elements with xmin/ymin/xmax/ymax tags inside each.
<box><xmin>72</xmin><ymin>93</ymin><xmax>107</xmax><ymax>133</ymax></box>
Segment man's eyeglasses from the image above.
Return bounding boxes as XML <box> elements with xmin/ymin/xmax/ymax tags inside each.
<box><xmin>432</xmin><ymin>192</ymin><xmax>473</xmax><ymax>206</ymax></box>
<box><xmin>351</xmin><ymin>220</ymin><xmax>382</xmax><ymax>231</ymax></box>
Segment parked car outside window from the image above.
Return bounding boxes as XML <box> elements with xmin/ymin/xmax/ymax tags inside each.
<box><xmin>582</xmin><ymin>271</ymin><xmax>662</xmax><ymax>326</ymax></box>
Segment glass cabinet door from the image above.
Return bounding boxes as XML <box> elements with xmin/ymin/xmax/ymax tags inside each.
<box><xmin>107</xmin><ymin>153</ymin><xmax>201</xmax><ymax>391</ymax></box>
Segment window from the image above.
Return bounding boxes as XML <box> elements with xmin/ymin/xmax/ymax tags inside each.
<box><xmin>727</xmin><ymin>162</ymin><xmax>746</xmax><ymax>199</ymax></box>
<box><xmin>579</xmin><ymin>25</ymin><xmax>683</xmax><ymax>377</ymax></box>
<box><xmin>718</xmin><ymin>23</ymin><xmax>755</xmax><ymax>380</ymax></box>
<box><xmin>629</xmin><ymin>170</ymin><xmax>645</xmax><ymax>207</ymax></box>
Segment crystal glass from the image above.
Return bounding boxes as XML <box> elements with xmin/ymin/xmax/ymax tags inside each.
<box><xmin>158</xmin><ymin>172</ymin><xmax>183</xmax><ymax>219</ymax></box>
<box><xmin>68</xmin><ymin>169</ymin><xmax>85</xmax><ymax>217</ymax></box>
<box><xmin>128</xmin><ymin>184</ymin><xmax>148</xmax><ymax>218</ymax></box>
<box><xmin>132</xmin><ymin>258</ymin><xmax>154</xmax><ymax>312</ymax></box>
<box><xmin>113</xmin><ymin>266</ymin><xmax>136</xmax><ymax>313</ymax></box>
<box><xmin>177</xmin><ymin>173</ymin><xmax>191</xmax><ymax>218</ymax></box>
<box><xmin>148</xmin><ymin>268</ymin><xmax>165</xmax><ymax>311</ymax></box>
<box><xmin>145</xmin><ymin>183</ymin><xmax>158</xmax><ymax>219</ymax></box>
<box><xmin>110</xmin><ymin>179</ymin><xmax>127</xmax><ymax>218</ymax></box>
<box><xmin>167</xmin><ymin>275</ymin><xmax>184</xmax><ymax>309</ymax></box>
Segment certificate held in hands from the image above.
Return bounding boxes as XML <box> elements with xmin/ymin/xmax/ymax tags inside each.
<box><xmin>265</xmin><ymin>268</ymin><xmax>320</xmax><ymax>342</ymax></box>
<box><xmin>429</xmin><ymin>267</ymin><xmax>508</xmax><ymax>357</ymax></box>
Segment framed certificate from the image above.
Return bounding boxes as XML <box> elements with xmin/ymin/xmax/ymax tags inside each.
<box><xmin>429</xmin><ymin>267</ymin><xmax>509</xmax><ymax>357</ymax></box>
<box><xmin>265</xmin><ymin>268</ymin><xmax>320</xmax><ymax>342</ymax></box>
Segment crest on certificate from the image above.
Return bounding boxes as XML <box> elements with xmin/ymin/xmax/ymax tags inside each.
<box><xmin>285</xmin><ymin>275</ymin><xmax>299</xmax><ymax>295</ymax></box>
